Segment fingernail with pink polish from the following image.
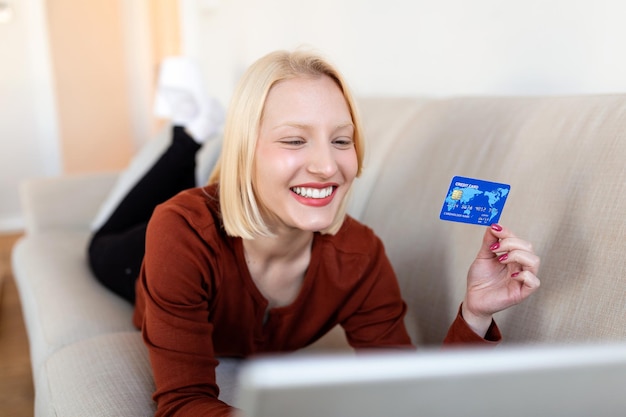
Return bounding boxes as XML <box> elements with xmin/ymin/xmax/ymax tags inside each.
<box><xmin>498</xmin><ymin>253</ymin><xmax>508</xmax><ymax>262</ymax></box>
<box><xmin>491</xmin><ymin>224</ymin><xmax>503</xmax><ymax>232</ymax></box>
<box><xmin>490</xmin><ymin>242</ymin><xmax>500</xmax><ymax>251</ymax></box>
<box><xmin>511</xmin><ymin>272</ymin><xmax>520</xmax><ymax>277</ymax></box>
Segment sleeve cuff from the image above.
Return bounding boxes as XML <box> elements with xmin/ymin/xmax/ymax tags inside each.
<box><xmin>442</xmin><ymin>304</ymin><xmax>502</xmax><ymax>346</ymax></box>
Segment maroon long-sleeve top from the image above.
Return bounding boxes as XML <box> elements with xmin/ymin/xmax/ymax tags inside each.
<box><xmin>133</xmin><ymin>184</ymin><xmax>500</xmax><ymax>416</ymax></box>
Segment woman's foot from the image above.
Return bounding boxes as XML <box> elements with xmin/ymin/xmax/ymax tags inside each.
<box><xmin>153</xmin><ymin>56</ymin><xmax>225</xmax><ymax>144</ymax></box>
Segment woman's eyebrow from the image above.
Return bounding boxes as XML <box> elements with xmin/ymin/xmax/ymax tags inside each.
<box><xmin>273</xmin><ymin>122</ymin><xmax>310</xmax><ymax>131</ymax></box>
<box><xmin>273</xmin><ymin>122</ymin><xmax>354</xmax><ymax>131</ymax></box>
<box><xmin>334</xmin><ymin>123</ymin><xmax>355</xmax><ymax>131</ymax></box>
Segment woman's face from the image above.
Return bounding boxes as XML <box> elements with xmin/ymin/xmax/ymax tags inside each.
<box><xmin>254</xmin><ymin>75</ymin><xmax>358</xmax><ymax>234</ymax></box>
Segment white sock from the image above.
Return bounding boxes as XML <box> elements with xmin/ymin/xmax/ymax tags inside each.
<box><xmin>185</xmin><ymin>95</ymin><xmax>225</xmax><ymax>143</ymax></box>
<box><xmin>153</xmin><ymin>56</ymin><xmax>224</xmax><ymax>143</ymax></box>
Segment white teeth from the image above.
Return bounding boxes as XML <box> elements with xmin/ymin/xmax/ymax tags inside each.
<box><xmin>292</xmin><ymin>186</ymin><xmax>334</xmax><ymax>199</ymax></box>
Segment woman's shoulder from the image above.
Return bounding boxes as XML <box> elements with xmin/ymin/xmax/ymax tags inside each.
<box><xmin>156</xmin><ymin>183</ymin><xmax>219</xmax><ymax>213</ymax></box>
<box><xmin>150</xmin><ymin>184</ymin><xmax>224</xmax><ymax>238</ymax></box>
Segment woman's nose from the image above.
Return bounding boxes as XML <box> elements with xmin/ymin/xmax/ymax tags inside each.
<box><xmin>307</xmin><ymin>141</ymin><xmax>338</xmax><ymax>178</ymax></box>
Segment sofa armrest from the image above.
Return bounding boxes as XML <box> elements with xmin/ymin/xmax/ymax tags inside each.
<box><xmin>20</xmin><ymin>171</ymin><xmax>119</xmax><ymax>234</ymax></box>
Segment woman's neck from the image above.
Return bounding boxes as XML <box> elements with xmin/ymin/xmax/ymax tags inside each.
<box><xmin>243</xmin><ymin>229</ymin><xmax>313</xmax><ymax>262</ymax></box>
<box><xmin>242</xmin><ymin>230</ymin><xmax>314</xmax><ymax>309</ymax></box>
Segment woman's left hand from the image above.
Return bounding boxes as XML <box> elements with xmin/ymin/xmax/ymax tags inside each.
<box><xmin>462</xmin><ymin>223</ymin><xmax>541</xmax><ymax>336</ymax></box>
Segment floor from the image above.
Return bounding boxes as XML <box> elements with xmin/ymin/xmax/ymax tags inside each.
<box><xmin>0</xmin><ymin>233</ymin><xmax>34</xmax><ymax>417</ymax></box>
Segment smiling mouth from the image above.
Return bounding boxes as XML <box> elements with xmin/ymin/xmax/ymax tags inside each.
<box><xmin>290</xmin><ymin>185</ymin><xmax>335</xmax><ymax>199</ymax></box>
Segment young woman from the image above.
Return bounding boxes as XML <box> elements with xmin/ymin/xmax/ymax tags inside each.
<box><xmin>96</xmin><ymin>49</ymin><xmax>540</xmax><ymax>417</ymax></box>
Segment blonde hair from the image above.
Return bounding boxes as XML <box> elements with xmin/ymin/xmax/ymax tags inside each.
<box><xmin>208</xmin><ymin>49</ymin><xmax>365</xmax><ymax>239</ymax></box>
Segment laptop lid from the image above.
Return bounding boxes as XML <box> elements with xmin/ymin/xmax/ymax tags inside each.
<box><xmin>235</xmin><ymin>342</ymin><xmax>626</xmax><ymax>417</ymax></box>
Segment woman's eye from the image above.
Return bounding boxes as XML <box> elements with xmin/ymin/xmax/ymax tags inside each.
<box><xmin>333</xmin><ymin>137</ymin><xmax>354</xmax><ymax>148</ymax></box>
<box><xmin>280</xmin><ymin>138</ymin><xmax>305</xmax><ymax>146</ymax></box>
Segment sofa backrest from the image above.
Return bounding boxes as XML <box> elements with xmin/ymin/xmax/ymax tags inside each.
<box><xmin>353</xmin><ymin>95</ymin><xmax>626</xmax><ymax>347</ymax></box>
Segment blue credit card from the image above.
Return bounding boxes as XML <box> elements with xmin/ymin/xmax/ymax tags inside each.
<box><xmin>439</xmin><ymin>176</ymin><xmax>511</xmax><ymax>226</ymax></box>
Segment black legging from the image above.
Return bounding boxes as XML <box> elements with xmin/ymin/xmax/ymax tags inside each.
<box><xmin>88</xmin><ymin>126</ymin><xmax>201</xmax><ymax>303</ymax></box>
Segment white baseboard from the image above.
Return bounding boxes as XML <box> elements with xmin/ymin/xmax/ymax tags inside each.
<box><xmin>0</xmin><ymin>215</ymin><xmax>25</xmax><ymax>234</ymax></box>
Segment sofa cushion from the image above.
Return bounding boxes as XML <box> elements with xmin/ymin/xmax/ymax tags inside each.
<box><xmin>360</xmin><ymin>95</ymin><xmax>626</xmax><ymax>345</ymax></box>
<box><xmin>20</xmin><ymin>172</ymin><xmax>119</xmax><ymax>234</ymax></box>
<box><xmin>43</xmin><ymin>331</ymin><xmax>242</xmax><ymax>417</ymax></box>
<box><xmin>347</xmin><ymin>97</ymin><xmax>430</xmax><ymax>220</ymax></box>
<box><xmin>43</xmin><ymin>332</ymin><xmax>156</xmax><ymax>417</ymax></box>
<box><xmin>12</xmin><ymin>232</ymin><xmax>135</xmax><ymax>371</ymax></box>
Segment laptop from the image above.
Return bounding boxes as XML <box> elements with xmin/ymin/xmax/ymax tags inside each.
<box><xmin>234</xmin><ymin>342</ymin><xmax>626</xmax><ymax>417</ymax></box>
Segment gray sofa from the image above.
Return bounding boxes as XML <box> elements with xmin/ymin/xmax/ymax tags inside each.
<box><xmin>12</xmin><ymin>95</ymin><xmax>626</xmax><ymax>416</ymax></box>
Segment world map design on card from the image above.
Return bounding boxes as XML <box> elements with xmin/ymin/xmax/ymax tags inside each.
<box><xmin>439</xmin><ymin>176</ymin><xmax>511</xmax><ymax>226</ymax></box>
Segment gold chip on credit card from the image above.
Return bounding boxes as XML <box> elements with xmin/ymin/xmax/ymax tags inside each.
<box><xmin>451</xmin><ymin>189</ymin><xmax>463</xmax><ymax>200</ymax></box>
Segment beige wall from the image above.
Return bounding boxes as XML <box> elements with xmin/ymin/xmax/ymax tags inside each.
<box><xmin>46</xmin><ymin>0</ymin><xmax>180</xmax><ymax>174</ymax></box>
<box><xmin>150</xmin><ymin>0</ymin><xmax>181</xmax><ymax>60</ymax></box>
<box><xmin>186</xmin><ymin>0</ymin><xmax>626</xmax><ymax>106</ymax></box>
